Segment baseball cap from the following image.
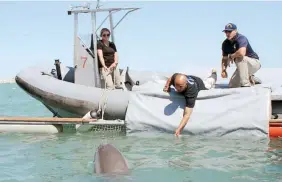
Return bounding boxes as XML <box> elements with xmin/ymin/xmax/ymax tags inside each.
<box><xmin>222</xmin><ymin>23</ymin><xmax>237</xmax><ymax>32</ymax></box>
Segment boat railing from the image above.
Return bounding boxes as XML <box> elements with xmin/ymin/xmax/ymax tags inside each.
<box><xmin>67</xmin><ymin>2</ymin><xmax>140</xmax><ymax>88</ymax></box>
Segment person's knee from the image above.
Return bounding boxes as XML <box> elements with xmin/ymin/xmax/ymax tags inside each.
<box><xmin>235</xmin><ymin>57</ymin><xmax>249</xmax><ymax>73</ymax></box>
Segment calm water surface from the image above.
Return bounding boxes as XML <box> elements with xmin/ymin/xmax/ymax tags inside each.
<box><xmin>1</xmin><ymin>84</ymin><xmax>282</xmax><ymax>182</ymax></box>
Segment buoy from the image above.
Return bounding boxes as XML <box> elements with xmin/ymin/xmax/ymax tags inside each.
<box><xmin>269</xmin><ymin>127</ymin><xmax>282</xmax><ymax>138</ymax></box>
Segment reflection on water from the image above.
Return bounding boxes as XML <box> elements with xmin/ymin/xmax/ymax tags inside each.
<box><xmin>265</xmin><ymin>138</ymin><xmax>282</xmax><ymax>176</ymax></box>
<box><xmin>1</xmin><ymin>132</ymin><xmax>282</xmax><ymax>182</ymax></box>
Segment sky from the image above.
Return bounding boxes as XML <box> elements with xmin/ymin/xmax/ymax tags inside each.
<box><xmin>0</xmin><ymin>1</ymin><xmax>281</xmax><ymax>79</ymax></box>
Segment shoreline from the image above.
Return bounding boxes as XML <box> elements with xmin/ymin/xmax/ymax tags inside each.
<box><xmin>0</xmin><ymin>78</ymin><xmax>15</xmax><ymax>84</ymax></box>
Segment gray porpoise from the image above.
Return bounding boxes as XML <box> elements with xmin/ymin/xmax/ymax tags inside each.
<box><xmin>94</xmin><ymin>144</ymin><xmax>129</xmax><ymax>175</ymax></box>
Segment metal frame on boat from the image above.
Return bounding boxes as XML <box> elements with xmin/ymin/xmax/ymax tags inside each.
<box><xmin>67</xmin><ymin>2</ymin><xmax>140</xmax><ymax>88</ymax></box>
<box><xmin>0</xmin><ymin>2</ymin><xmax>138</xmax><ymax>134</ymax></box>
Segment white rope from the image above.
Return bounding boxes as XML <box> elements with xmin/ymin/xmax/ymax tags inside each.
<box><xmin>97</xmin><ymin>88</ymin><xmax>108</xmax><ymax>119</ymax></box>
<box><xmin>97</xmin><ymin>73</ymin><xmax>110</xmax><ymax>120</ymax></box>
<box><xmin>96</xmin><ymin>67</ymin><xmax>118</xmax><ymax>120</ymax></box>
<box><xmin>101</xmin><ymin>90</ymin><xmax>109</xmax><ymax>120</ymax></box>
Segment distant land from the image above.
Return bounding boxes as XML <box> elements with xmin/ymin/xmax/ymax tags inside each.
<box><xmin>0</xmin><ymin>78</ymin><xmax>15</xmax><ymax>84</ymax></box>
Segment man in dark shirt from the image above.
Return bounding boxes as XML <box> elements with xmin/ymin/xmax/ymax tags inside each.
<box><xmin>221</xmin><ymin>23</ymin><xmax>261</xmax><ymax>88</ymax></box>
<box><xmin>163</xmin><ymin>69</ymin><xmax>217</xmax><ymax>136</ymax></box>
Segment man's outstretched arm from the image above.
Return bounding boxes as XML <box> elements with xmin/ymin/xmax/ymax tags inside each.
<box><xmin>175</xmin><ymin>96</ymin><xmax>195</xmax><ymax>136</ymax></box>
<box><xmin>175</xmin><ymin>106</ymin><xmax>193</xmax><ymax>136</ymax></box>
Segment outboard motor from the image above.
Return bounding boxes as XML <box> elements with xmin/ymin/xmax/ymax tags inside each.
<box><xmin>54</xmin><ymin>59</ymin><xmax>62</xmax><ymax>80</ymax></box>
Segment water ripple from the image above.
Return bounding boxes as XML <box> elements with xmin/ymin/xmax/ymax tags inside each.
<box><xmin>1</xmin><ymin>131</ymin><xmax>282</xmax><ymax>182</ymax></box>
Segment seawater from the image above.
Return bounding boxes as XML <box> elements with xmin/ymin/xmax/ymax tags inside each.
<box><xmin>1</xmin><ymin>83</ymin><xmax>282</xmax><ymax>182</ymax></box>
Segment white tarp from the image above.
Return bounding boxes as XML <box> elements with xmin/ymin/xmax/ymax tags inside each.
<box><xmin>126</xmin><ymin>67</ymin><xmax>282</xmax><ymax>100</ymax></box>
<box><xmin>125</xmin><ymin>81</ymin><xmax>272</xmax><ymax>137</ymax></box>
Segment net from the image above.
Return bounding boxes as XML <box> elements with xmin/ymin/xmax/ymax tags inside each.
<box><xmin>62</xmin><ymin>120</ymin><xmax>127</xmax><ymax>135</ymax></box>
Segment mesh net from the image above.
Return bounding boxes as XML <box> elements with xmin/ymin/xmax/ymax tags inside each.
<box><xmin>62</xmin><ymin>122</ymin><xmax>126</xmax><ymax>134</ymax></box>
<box><xmin>88</xmin><ymin>124</ymin><xmax>126</xmax><ymax>134</ymax></box>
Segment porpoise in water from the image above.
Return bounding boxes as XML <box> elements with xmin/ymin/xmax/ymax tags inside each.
<box><xmin>94</xmin><ymin>143</ymin><xmax>129</xmax><ymax>175</ymax></box>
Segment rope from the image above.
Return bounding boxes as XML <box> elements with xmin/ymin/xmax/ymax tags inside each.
<box><xmin>113</xmin><ymin>67</ymin><xmax>116</xmax><ymax>87</ymax></box>
<box><xmin>97</xmin><ymin>82</ymin><xmax>109</xmax><ymax>120</ymax></box>
<box><xmin>96</xmin><ymin>67</ymin><xmax>118</xmax><ymax>120</ymax></box>
<box><xmin>101</xmin><ymin>90</ymin><xmax>109</xmax><ymax>120</ymax></box>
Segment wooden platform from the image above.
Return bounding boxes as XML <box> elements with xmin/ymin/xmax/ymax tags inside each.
<box><xmin>0</xmin><ymin>117</ymin><xmax>282</xmax><ymax>136</ymax></box>
<box><xmin>0</xmin><ymin>117</ymin><xmax>280</xmax><ymax>125</ymax></box>
<box><xmin>0</xmin><ymin>117</ymin><xmax>125</xmax><ymax>125</ymax></box>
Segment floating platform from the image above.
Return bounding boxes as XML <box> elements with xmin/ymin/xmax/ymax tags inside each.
<box><xmin>0</xmin><ymin>117</ymin><xmax>125</xmax><ymax>134</ymax></box>
<box><xmin>0</xmin><ymin>117</ymin><xmax>281</xmax><ymax>137</ymax></box>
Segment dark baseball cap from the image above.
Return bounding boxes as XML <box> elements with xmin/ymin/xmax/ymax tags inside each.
<box><xmin>222</xmin><ymin>23</ymin><xmax>237</xmax><ymax>32</ymax></box>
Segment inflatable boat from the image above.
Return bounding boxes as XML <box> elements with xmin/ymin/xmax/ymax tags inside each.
<box><xmin>13</xmin><ymin>61</ymin><xmax>282</xmax><ymax>137</ymax></box>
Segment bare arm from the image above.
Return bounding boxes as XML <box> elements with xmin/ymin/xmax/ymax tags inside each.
<box><xmin>97</xmin><ymin>49</ymin><xmax>106</xmax><ymax>68</ymax></box>
<box><xmin>222</xmin><ymin>56</ymin><xmax>228</xmax><ymax>72</ymax></box>
<box><xmin>114</xmin><ymin>52</ymin><xmax>118</xmax><ymax>64</ymax></box>
<box><xmin>175</xmin><ymin>107</ymin><xmax>193</xmax><ymax>136</ymax></box>
<box><xmin>230</xmin><ymin>47</ymin><xmax>246</xmax><ymax>59</ymax></box>
<box><xmin>110</xmin><ymin>42</ymin><xmax>118</xmax><ymax>67</ymax></box>
<box><xmin>230</xmin><ymin>36</ymin><xmax>247</xmax><ymax>59</ymax></box>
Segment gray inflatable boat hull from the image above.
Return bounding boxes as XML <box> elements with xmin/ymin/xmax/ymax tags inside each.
<box><xmin>15</xmin><ymin>65</ymin><xmax>131</xmax><ymax>119</ymax></box>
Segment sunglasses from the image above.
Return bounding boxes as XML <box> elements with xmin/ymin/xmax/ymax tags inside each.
<box><xmin>102</xmin><ymin>34</ymin><xmax>110</xmax><ymax>37</ymax></box>
<box><xmin>224</xmin><ymin>30</ymin><xmax>232</xmax><ymax>33</ymax></box>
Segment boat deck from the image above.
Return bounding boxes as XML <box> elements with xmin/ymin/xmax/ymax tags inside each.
<box><xmin>271</xmin><ymin>87</ymin><xmax>282</xmax><ymax>101</ymax></box>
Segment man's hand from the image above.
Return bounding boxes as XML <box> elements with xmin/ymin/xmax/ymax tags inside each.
<box><xmin>175</xmin><ymin>129</ymin><xmax>181</xmax><ymax>137</ymax></box>
<box><xmin>175</xmin><ymin>107</ymin><xmax>193</xmax><ymax>137</ymax></box>
<box><xmin>221</xmin><ymin>70</ymin><xmax>228</xmax><ymax>78</ymax></box>
<box><xmin>228</xmin><ymin>54</ymin><xmax>235</xmax><ymax>65</ymax></box>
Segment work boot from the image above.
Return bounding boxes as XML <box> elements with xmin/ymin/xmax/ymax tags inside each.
<box><xmin>115</xmin><ymin>85</ymin><xmax>124</xmax><ymax>90</ymax></box>
<box><xmin>249</xmin><ymin>75</ymin><xmax>255</xmax><ymax>86</ymax></box>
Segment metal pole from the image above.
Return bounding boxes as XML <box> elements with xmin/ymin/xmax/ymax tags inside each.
<box><xmin>91</xmin><ymin>12</ymin><xmax>101</xmax><ymax>88</ymax></box>
<box><xmin>74</xmin><ymin>13</ymin><xmax>78</xmax><ymax>68</ymax></box>
<box><xmin>113</xmin><ymin>9</ymin><xmax>136</xmax><ymax>29</ymax></box>
<box><xmin>108</xmin><ymin>10</ymin><xmax>117</xmax><ymax>86</ymax></box>
<box><xmin>109</xmin><ymin>11</ymin><xmax>115</xmax><ymax>42</ymax></box>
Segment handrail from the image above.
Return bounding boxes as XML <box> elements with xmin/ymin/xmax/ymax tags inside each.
<box><xmin>68</xmin><ymin>7</ymin><xmax>140</xmax><ymax>14</ymax></box>
<box><xmin>114</xmin><ymin>9</ymin><xmax>139</xmax><ymax>29</ymax></box>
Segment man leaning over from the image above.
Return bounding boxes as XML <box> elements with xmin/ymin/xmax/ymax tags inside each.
<box><xmin>163</xmin><ymin>69</ymin><xmax>217</xmax><ymax>136</ymax></box>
